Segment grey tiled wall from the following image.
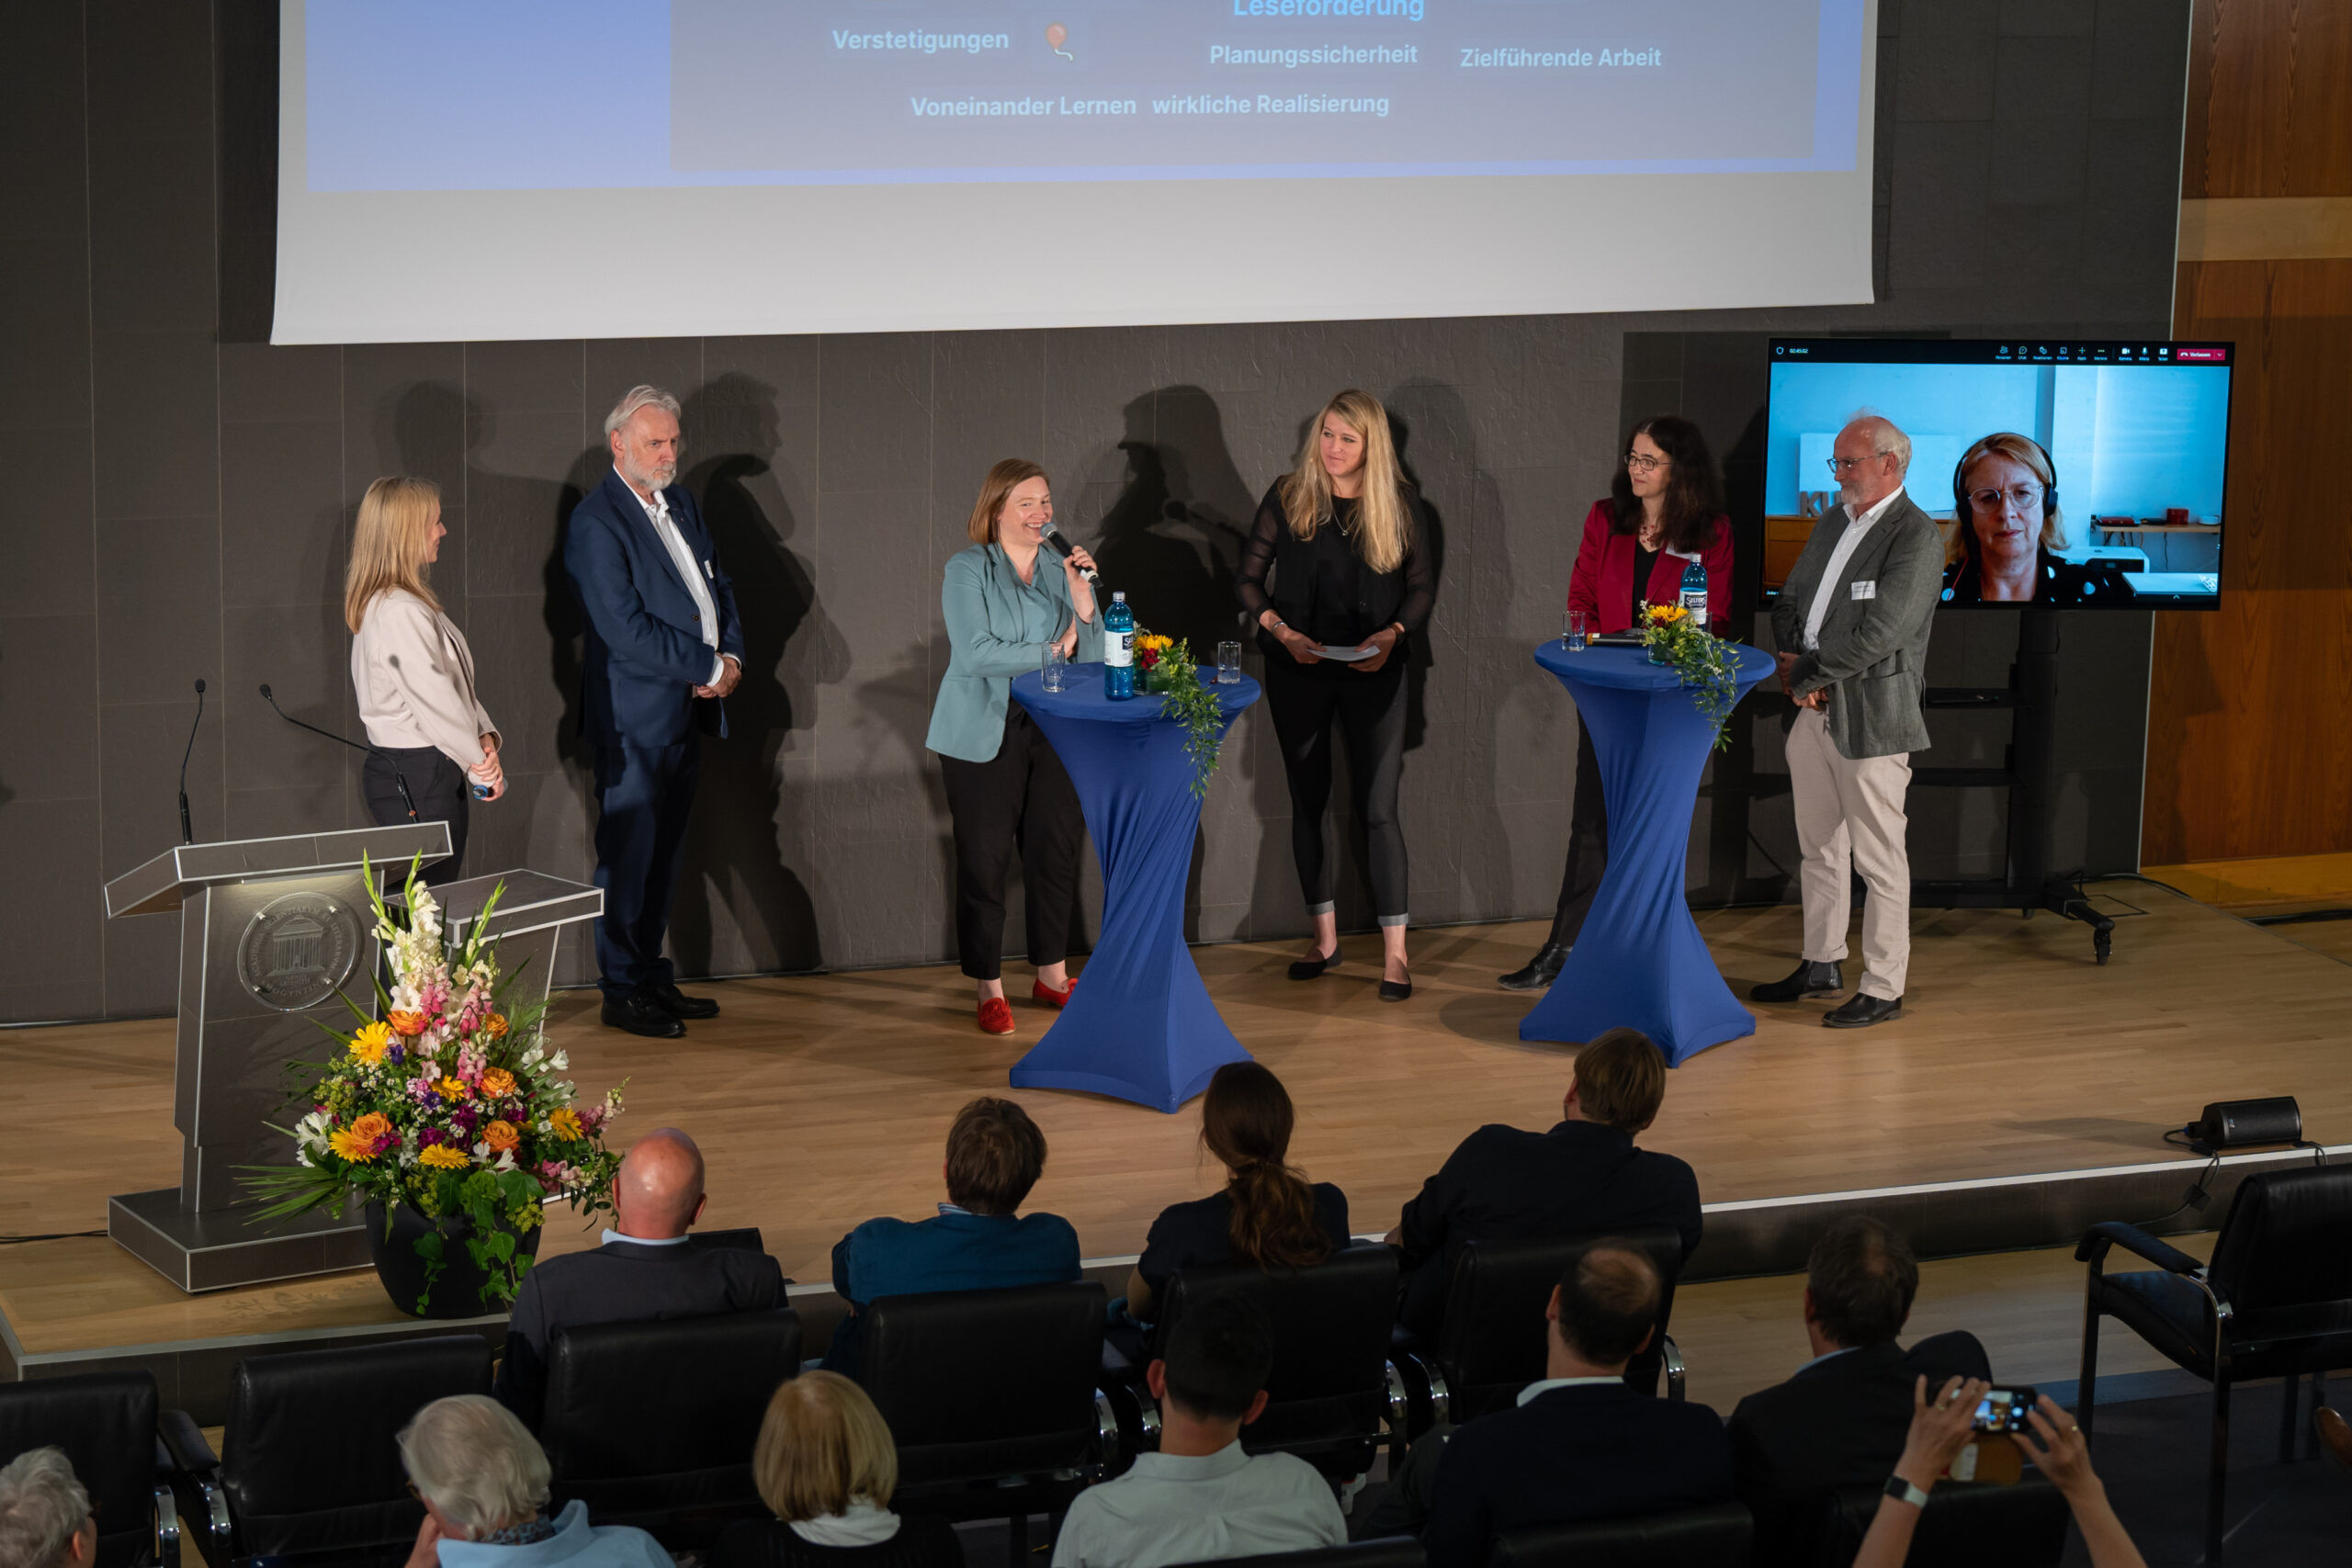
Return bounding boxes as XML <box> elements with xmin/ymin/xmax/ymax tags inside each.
<box><xmin>0</xmin><ymin>1</ymin><xmax>2190</xmax><ymax>1021</ymax></box>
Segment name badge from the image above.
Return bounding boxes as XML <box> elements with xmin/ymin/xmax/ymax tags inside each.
<box><xmin>1849</xmin><ymin>580</ymin><xmax>1877</xmax><ymax>601</ymax></box>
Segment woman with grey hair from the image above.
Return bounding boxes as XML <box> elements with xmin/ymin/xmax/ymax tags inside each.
<box><xmin>0</xmin><ymin>1448</ymin><xmax>97</xmax><ymax>1568</ymax></box>
<box><xmin>396</xmin><ymin>1396</ymin><xmax>668</xmax><ymax>1568</ymax></box>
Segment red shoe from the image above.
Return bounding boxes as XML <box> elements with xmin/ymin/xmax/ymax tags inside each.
<box><xmin>1033</xmin><ymin>976</ymin><xmax>1077</xmax><ymax>1010</ymax></box>
<box><xmin>978</xmin><ymin>997</ymin><xmax>1016</xmax><ymax>1035</ymax></box>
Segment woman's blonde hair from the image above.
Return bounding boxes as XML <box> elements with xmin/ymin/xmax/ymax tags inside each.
<box><xmin>396</xmin><ymin>1395</ymin><xmax>550</xmax><ymax>1538</ymax></box>
<box><xmin>344</xmin><ymin>476</ymin><xmax>444</xmax><ymax>632</ymax></box>
<box><xmin>1949</xmin><ymin>433</ymin><xmax>2067</xmax><ymax>565</ymax></box>
<box><xmin>967</xmin><ymin>458</ymin><xmax>1048</xmax><ymax>546</ymax></box>
<box><xmin>751</xmin><ymin>1371</ymin><xmax>899</xmax><ymax>1523</ymax></box>
<box><xmin>1278</xmin><ymin>389</ymin><xmax>1410</xmax><ymax>574</ymax></box>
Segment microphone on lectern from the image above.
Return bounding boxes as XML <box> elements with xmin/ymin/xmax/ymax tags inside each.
<box><xmin>258</xmin><ymin>682</ymin><xmax>418</xmax><ymax>822</ymax></box>
<box><xmin>177</xmin><ymin>678</ymin><xmax>206</xmax><ymax>843</ymax></box>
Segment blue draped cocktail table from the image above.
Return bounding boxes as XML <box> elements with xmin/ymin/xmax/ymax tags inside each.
<box><xmin>1006</xmin><ymin>662</ymin><xmax>1261</xmax><ymax>1111</ymax></box>
<box><xmin>1520</xmin><ymin>640</ymin><xmax>1776</xmax><ymax>1066</ymax></box>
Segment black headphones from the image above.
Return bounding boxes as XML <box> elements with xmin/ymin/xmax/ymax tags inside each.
<box><xmin>1951</xmin><ymin>434</ymin><xmax>2059</xmax><ymax>525</ymax></box>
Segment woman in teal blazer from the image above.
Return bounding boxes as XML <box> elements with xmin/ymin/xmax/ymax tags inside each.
<box><xmin>927</xmin><ymin>458</ymin><xmax>1103</xmax><ymax>1036</ymax></box>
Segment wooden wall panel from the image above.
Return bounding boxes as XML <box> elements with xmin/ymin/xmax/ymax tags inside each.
<box><xmin>2144</xmin><ymin>2</ymin><xmax>2352</xmax><ymax>863</ymax></box>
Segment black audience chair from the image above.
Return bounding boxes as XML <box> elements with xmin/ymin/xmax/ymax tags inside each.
<box><xmin>185</xmin><ymin>1334</ymin><xmax>493</xmax><ymax>1568</ymax></box>
<box><xmin>540</xmin><ymin>1307</ymin><xmax>802</xmax><ymax>1546</ymax></box>
<box><xmin>1396</xmin><ymin>1229</ymin><xmax>1685</xmax><ymax>1434</ymax></box>
<box><xmin>856</xmin><ymin>1280</ymin><xmax>1110</xmax><ymax>1551</ymax></box>
<box><xmin>1136</xmin><ymin>1247</ymin><xmax>1405</xmax><ymax>1482</ymax></box>
<box><xmin>1491</xmin><ymin>1501</ymin><xmax>1754</xmax><ymax>1568</ymax></box>
<box><xmin>2077</xmin><ymin>1163</ymin><xmax>2352</xmax><ymax>1564</ymax></box>
<box><xmin>0</xmin><ymin>1370</ymin><xmax>185</xmax><ymax>1568</ymax></box>
<box><xmin>1191</xmin><ymin>1539</ymin><xmax>1427</xmax><ymax>1568</ymax></box>
<box><xmin>1815</xmin><ymin>1478</ymin><xmax>2067</xmax><ymax>1568</ymax></box>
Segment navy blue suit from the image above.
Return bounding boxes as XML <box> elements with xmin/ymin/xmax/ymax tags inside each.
<box><xmin>565</xmin><ymin>469</ymin><xmax>744</xmax><ymax>998</ymax></box>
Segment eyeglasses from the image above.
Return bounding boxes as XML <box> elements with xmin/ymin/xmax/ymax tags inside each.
<box><xmin>1826</xmin><ymin>453</ymin><xmax>1893</xmax><ymax>476</ymax></box>
<box><xmin>1967</xmin><ymin>484</ymin><xmax>2045</xmax><ymax>512</ymax></box>
<box><xmin>1624</xmin><ymin>453</ymin><xmax>1671</xmax><ymax>475</ymax></box>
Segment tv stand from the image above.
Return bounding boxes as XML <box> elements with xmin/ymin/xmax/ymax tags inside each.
<box><xmin>1910</xmin><ymin>605</ymin><xmax>2117</xmax><ymax>964</ymax></box>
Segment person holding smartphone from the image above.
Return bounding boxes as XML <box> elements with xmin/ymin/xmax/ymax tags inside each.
<box><xmin>346</xmin><ymin>475</ymin><xmax>503</xmax><ymax>888</ymax></box>
<box><xmin>1235</xmin><ymin>389</ymin><xmax>1435</xmax><ymax>1001</ymax></box>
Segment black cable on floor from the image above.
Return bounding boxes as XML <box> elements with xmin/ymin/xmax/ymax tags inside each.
<box><xmin>0</xmin><ymin>1230</ymin><xmax>107</xmax><ymax>1245</ymax></box>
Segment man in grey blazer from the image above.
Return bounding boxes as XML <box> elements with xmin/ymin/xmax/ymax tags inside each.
<box><xmin>1755</xmin><ymin>414</ymin><xmax>1942</xmax><ymax>1027</ymax></box>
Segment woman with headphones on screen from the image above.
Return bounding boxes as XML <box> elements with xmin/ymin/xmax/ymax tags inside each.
<box><xmin>1941</xmin><ymin>433</ymin><xmax>2124</xmax><ymax>604</ymax></box>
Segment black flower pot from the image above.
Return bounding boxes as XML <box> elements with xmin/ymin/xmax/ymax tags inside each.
<box><xmin>366</xmin><ymin>1200</ymin><xmax>544</xmax><ymax>1319</ymax></box>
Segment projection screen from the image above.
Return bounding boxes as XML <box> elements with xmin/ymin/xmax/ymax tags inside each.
<box><xmin>273</xmin><ymin>0</ymin><xmax>1878</xmax><ymax>344</ymax></box>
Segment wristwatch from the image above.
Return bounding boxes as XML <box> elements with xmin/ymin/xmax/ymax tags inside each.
<box><xmin>1881</xmin><ymin>1474</ymin><xmax>1931</xmax><ymax>1510</ymax></box>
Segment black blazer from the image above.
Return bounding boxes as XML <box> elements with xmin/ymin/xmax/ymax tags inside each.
<box><xmin>1395</xmin><ymin>1120</ymin><xmax>1702</xmax><ymax>1340</ymax></box>
<box><xmin>1420</xmin><ymin>1382</ymin><xmax>1735</xmax><ymax>1568</ymax></box>
<box><xmin>1726</xmin><ymin>1333</ymin><xmax>1993</xmax><ymax>1565</ymax></box>
<box><xmin>494</xmin><ymin>1235</ymin><xmax>786</xmax><ymax>1427</ymax></box>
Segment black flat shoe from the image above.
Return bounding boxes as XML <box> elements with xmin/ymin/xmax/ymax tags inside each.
<box><xmin>1749</xmin><ymin>959</ymin><xmax>1844</xmax><ymax>1003</ymax></box>
<box><xmin>648</xmin><ymin>981</ymin><xmax>719</xmax><ymax>1019</ymax></box>
<box><xmin>1288</xmin><ymin>948</ymin><xmax>1340</xmax><ymax>980</ymax></box>
<box><xmin>1823</xmin><ymin>993</ymin><xmax>1903</xmax><ymax>1028</ymax></box>
<box><xmin>1497</xmin><ymin>942</ymin><xmax>1568</xmax><ymax>992</ymax></box>
<box><xmin>603</xmin><ymin>988</ymin><xmax>686</xmax><ymax>1039</ymax></box>
<box><xmin>1378</xmin><ymin>976</ymin><xmax>1412</xmax><ymax>1002</ymax></box>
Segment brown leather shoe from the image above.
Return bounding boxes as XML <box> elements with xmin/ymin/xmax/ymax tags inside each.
<box><xmin>2319</xmin><ymin>1406</ymin><xmax>2352</xmax><ymax>1471</ymax></box>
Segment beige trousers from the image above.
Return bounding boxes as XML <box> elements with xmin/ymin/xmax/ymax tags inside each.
<box><xmin>1787</xmin><ymin>705</ymin><xmax>1913</xmax><ymax>1000</ymax></box>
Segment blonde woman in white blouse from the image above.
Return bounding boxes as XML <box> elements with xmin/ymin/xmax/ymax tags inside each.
<box><xmin>345</xmin><ymin>476</ymin><xmax>503</xmax><ymax>886</ymax></box>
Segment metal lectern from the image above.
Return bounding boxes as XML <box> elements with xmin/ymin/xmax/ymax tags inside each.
<box><xmin>100</xmin><ymin>827</ymin><xmax>602</xmax><ymax>1292</ymax></box>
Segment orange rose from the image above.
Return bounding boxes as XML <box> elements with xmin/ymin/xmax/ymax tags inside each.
<box><xmin>348</xmin><ymin>1112</ymin><xmax>392</xmax><ymax>1145</ymax></box>
<box><xmin>387</xmin><ymin>1010</ymin><xmax>427</xmax><ymax>1036</ymax></box>
<box><xmin>485</xmin><ymin>1012</ymin><xmax>510</xmax><ymax>1038</ymax></box>
<box><xmin>482</xmin><ymin>1120</ymin><xmax>521</xmax><ymax>1153</ymax></box>
<box><xmin>479</xmin><ymin>1067</ymin><xmax>517</xmax><ymax>1099</ymax></box>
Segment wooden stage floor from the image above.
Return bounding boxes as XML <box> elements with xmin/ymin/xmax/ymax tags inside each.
<box><xmin>4</xmin><ymin>878</ymin><xmax>2347</xmax><ymax>1381</ymax></box>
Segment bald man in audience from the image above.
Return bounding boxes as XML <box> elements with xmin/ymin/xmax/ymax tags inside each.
<box><xmin>494</xmin><ymin>1127</ymin><xmax>784</xmax><ymax>1427</ymax></box>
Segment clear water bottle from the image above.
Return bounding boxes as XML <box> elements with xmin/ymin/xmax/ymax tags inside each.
<box><xmin>1679</xmin><ymin>558</ymin><xmax>1708</xmax><ymax>628</ymax></box>
<box><xmin>1103</xmin><ymin>591</ymin><xmax>1136</xmax><ymax>700</ymax></box>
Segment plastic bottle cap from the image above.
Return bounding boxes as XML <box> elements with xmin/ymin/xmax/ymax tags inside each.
<box><xmin>1113</xmin><ymin>591</ymin><xmax>1125</xmax><ymax>602</ymax></box>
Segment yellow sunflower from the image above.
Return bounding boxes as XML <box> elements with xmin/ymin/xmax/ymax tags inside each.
<box><xmin>348</xmin><ymin>1021</ymin><xmax>394</xmax><ymax>1064</ymax></box>
<box><xmin>328</xmin><ymin>1126</ymin><xmax>380</xmax><ymax>1162</ymax></box>
<box><xmin>546</xmin><ymin>1108</ymin><xmax>584</xmax><ymax>1141</ymax></box>
<box><xmin>417</xmin><ymin>1145</ymin><xmax>470</xmax><ymax>1170</ymax></box>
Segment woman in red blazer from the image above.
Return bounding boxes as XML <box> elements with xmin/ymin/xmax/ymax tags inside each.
<box><xmin>1498</xmin><ymin>415</ymin><xmax>1735</xmax><ymax>991</ymax></box>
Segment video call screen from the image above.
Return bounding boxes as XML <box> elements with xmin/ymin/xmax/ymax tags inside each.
<box><xmin>1759</xmin><ymin>339</ymin><xmax>2233</xmax><ymax>611</ymax></box>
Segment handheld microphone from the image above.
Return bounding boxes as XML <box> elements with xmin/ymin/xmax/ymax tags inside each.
<box><xmin>178</xmin><ymin>678</ymin><xmax>206</xmax><ymax>843</ymax></box>
<box><xmin>1036</xmin><ymin>520</ymin><xmax>1100</xmax><ymax>584</ymax></box>
<box><xmin>258</xmin><ymin>682</ymin><xmax>418</xmax><ymax>822</ymax></box>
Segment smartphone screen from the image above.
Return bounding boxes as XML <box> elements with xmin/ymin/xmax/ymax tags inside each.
<box><xmin>1973</xmin><ymin>1385</ymin><xmax>2035</xmax><ymax>1432</ymax></box>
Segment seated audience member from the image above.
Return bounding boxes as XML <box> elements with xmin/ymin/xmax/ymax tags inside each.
<box><xmin>1054</xmin><ymin>1294</ymin><xmax>1346</xmax><ymax>1568</ymax></box>
<box><xmin>1727</xmin><ymin>1215</ymin><xmax>1991</xmax><ymax>1565</ymax></box>
<box><xmin>1389</xmin><ymin>1027</ymin><xmax>1701</xmax><ymax>1340</ymax></box>
<box><xmin>398</xmin><ymin>1394</ymin><xmax>670</xmax><ymax>1568</ymax></box>
<box><xmin>830</xmin><ymin>1097</ymin><xmax>1080</xmax><ymax>1378</ymax></box>
<box><xmin>1853</xmin><ymin>1378</ymin><xmax>2147</xmax><ymax>1568</ymax></box>
<box><xmin>1125</xmin><ymin>1062</ymin><xmax>1351</xmax><ymax>1326</ymax></box>
<box><xmin>1419</xmin><ymin>1245</ymin><xmax>1733</xmax><ymax>1567</ymax></box>
<box><xmin>495</xmin><ymin>1127</ymin><xmax>785</xmax><ymax>1427</ymax></box>
<box><xmin>0</xmin><ymin>1448</ymin><xmax>96</xmax><ymax>1568</ymax></box>
<box><xmin>713</xmin><ymin>1371</ymin><xmax>962</xmax><ymax>1568</ymax></box>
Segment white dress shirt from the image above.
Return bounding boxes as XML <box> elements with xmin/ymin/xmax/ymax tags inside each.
<box><xmin>1050</xmin><ymin>1440</ymin><xmax>1346</xmax><ymax>1568</ymax></box>
<box><xmin>615</xmin><ymin>476</ymin><xmax>727</xmax><ymax>684</ymax></box>
<box><xmin>1801</xmin><ymin>485</ymin><xmax>1906</xmax><ymax>650</ymax></box>
<box><xmin>1515</xmin><ymin>1375</ymin><xmax>1628</xmax><ymax>1405</ymax></box>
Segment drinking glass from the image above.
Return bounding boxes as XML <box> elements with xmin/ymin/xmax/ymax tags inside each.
<box><xmin>1216</xmin><ymin>640</ymin><xmax>1243</xmax><ymax>684</ymax></box>
<box><xmin>1041</xmin><ymin>644</ymin><xmax>1069</xmax><ymax>694</ymax></box>
<box><xmin>1563</xmin><ymin>610</ymin><xmax>1589</xmax><ymax>652</ymax></box>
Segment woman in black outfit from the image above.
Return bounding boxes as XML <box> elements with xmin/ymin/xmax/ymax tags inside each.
<box><xmin>714</xmin><ymin>1372</ymin><xmax>962</xmax><ymax>1568</ymax></box>
<box><xmin>1237</xmin><ymin>389</ymin><xmax>1436</xmax><ymax>1000</ymax></box>
<box><xmin>1124</xmin><ymin>1061</ymin><xmax>1351</xmax><ymax>1326</ymax></box>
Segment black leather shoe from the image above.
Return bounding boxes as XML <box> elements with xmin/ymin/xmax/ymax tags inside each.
<box><xmin>1823</xmin><ymin>993</ymin><xmax>1903</xmax><ymax>1028</ymax></box>
<box><xmin>1288</xmin><ymin>947</ymin><xmax>1340</xmax><ymax>980</ymax></box>
<box><xmin>648</xmin><ymin>981</ymin><xmax>718</xmax><ymax>1019</ymax></box>
<box><xmin>1497</xmin><ymin>943</ymin><xmax>1568</xmax><ymax>992</ymax></box>
<box><xmin>603</xmin><ymin>989</ymin><xmax>686</xmax><ymax>1039</ymax></box>
<box><xmin>1378</xmin><ymin>976</ymin><xmax>1413</xmax><ymax>1002</ymax></box>
<box><xmin>1749</xmin><ymin>959</ymin><xmax>1844</xmax><ymax>1003</ymax></box>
